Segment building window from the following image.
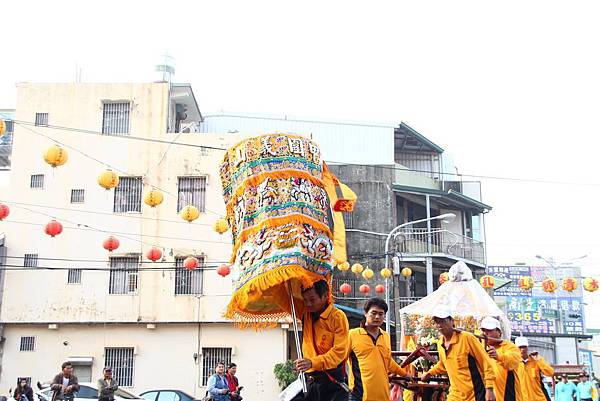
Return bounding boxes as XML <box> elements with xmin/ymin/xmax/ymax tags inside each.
<box><xmin>201</xmin><ymin>348</ymin><xmax>232</xmax><ymax>386</ymax></box>
<box><xmin>114</xmin><ymin>177</ymin><xmax>142</xmax><ymax>213</ymax></box>
<box><xmin>177</xmin><ymin>177</ymin><xmax>206</xmax><ymax>212</ymax></box>
<box><xmin>102</xmin><ymin>102</ymin><xmax>130</xmax><ymax>135</ymax></box>
<box><xmin>30</xmin><ymin>174</ymin><xmax>44</xmax><ymax>189</ymax></box>
<box><xmin>174</xmin><ymin>257</ymin><xmax>203</xmax><ymax>295</ymax></box>
<box><xmin>24</xmin><ymin>254</ymin><xmax>38</xmax><ymax>268</ymax></box>
<box><xmin>109</xmin><ymin>257</ymin><xmax>139</xmax><ymax>294</ymax></box>
<box><xmin>35</xmin><ymin>113</ymin><xmax>48</xmax><ymax>126</ymax></box>
<box><xmin>70</xmin><ymin>189</ymin><xmax>85</xmax><ymax>203</ymax></box>
<box><xmin>20</xmin><ymin>336</ymin><xmax>35</xmax><ymax>351</ymax></box>
<box><xmin>104</xmin><ymin>347</ymin><xmax>134</xmax><ymax>387</ymax></box>
<box><xmin>67</xmin><ymin>269</ymin><xmax>82</xmax><ymax>284</ymax></box>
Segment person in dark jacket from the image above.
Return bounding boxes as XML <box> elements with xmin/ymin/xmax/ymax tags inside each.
<box><xmin>51</xmin><ymin>362</ymin><xmax>80</xmax><ymax>401</ymax></box>
<box><xmin>13</xmin><ymin>379</ymin><xmax>34</xmax><ymax>401</ymax></box>
<box><xmin>225</xmin><ymin>363</ymin><xmax>242</xmax><ymax>401</ymax></box>
<box><xmin>97</xmin><ymin>367</ymin><xmax>118</xmax><ymax>401</ymax></box>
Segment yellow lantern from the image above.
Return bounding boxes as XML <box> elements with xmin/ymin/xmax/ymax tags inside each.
<box><xmin>401</xmin><ymin>267</ymin><xmax>413</xmax><ymax>278</ymax></box>
<box><xmin>98</xmin><ymin>169</ymin><xmax>119</xmax><ymax>190</ymax></box>
<box><xmin>0</xmin><ymin>119</ymin><xmax>6</xmax><ymax>137</ymax></box>
<box><xmin>337</xmin><ymin>261</ymin><xmax>350</xmax><ymax>272</ymax></box>
<box><xmin>439</xmin><ymin>272</ymin><xmax>449</xmax><ymax>285</ymax></box>
<box><xmin>351</xmin><ymin>263</ymin><xmax>364</xmax><ymax>274</ymax></box>
<box><xmin>362</xmin><ymin>268</ymin><xmax>374</xmax><ymax>280</ymax></box>
<box><xmin>180</xmin><ymin>205</ymin><xmax>199</xmax><ymax>222</ymax></box>
<box><xmin>43</xmin><ymin>145</ymin><xmax>68</xmax><ymax>167</ymax></box>
<box><xmin>144</xmin><ymin>189</ymin><xmax>164</xmax><ymax>207</ymax></box>
<box><xmin>542</xmin><ymin>278</ymin><xmax>558</xmax><ymax>293</ymax></box>
<box><xmin>562</xmin><ymin>277</ymin><xmax>577</xmax><ymax>292</ymax></box>
<box><xmin>380</xmin><ymin>267</ymin><xmax>393</xmax><ymax>279</ymax></box>
<box><xmin>480</xmin><ymin>275</ymin><xmax>495</xmax><ymax>289</ymax></box>
<box><xmin>213</xmin><ymin>218</ymin><xmax>229</xmax><ymax>234</ymax></box>
<box><xmin>583</xmin><ymin>277</ymin><xmax>599</xmax><ymax>292</ymax></box>
<box><xmin>518</xmin><ymin>276</ymin><xmax>534</xmax><ymax>291</ymax></box>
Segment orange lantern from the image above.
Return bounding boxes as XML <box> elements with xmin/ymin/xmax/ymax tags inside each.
<box><xmin>98</xmin><ymin>170</ymin><xmax>119</xmax><ymax>190</ymax></box>
<box><xmin>401</xmin><ymin>267</ymin><xmax>412</xmax><ymax>278</ymax></box>
<box><xmin>518</xmin><ymin>276</ymin><xmax>534</xmax><ymax>291</ymax></box>
<box><xmin>43</xmin><ymin>145</ymin><xmax>69</xmax><ymax>168</ymax></box>
<box><xmin>217</xmin><ymin>264</ymin><xmax>231</xmax><ymax>277</ymax></box>
<box><xmin>340</xmin><ymin>283</ymin><xmax>352</xmax><ymax>294</ymax></box>
<box><xmin>583</xmin><ymin>277</ymin><xmax>599</xmax><ymax>292</ymax></box>
<box><xmin>380</xmin><ymin>267</ymin><xmax>393</xmax><ymax>279</ymax></box>
<box><xmin>180</xmin><ymin>205</ymin><xmax>200</xmax><ymax>223</ymax></box>
<box><xmin>0</xmin><ymin>203</ymin><xmax>10</xmax><ymax>220</ymax></box>
<box><xmin>480</xmin><ymin>275</ymin><xmax>495</xmax><ymax>289</ymax></box>
<box><xmin>44</xmin><ymin>220</ymin><xmax>63</xmax><ymax>237</ymax></box>
<box><xmin>337</xmin><ymin>261</ymin><xmax>350</xmax><ymax>272</ymax></box>
<box><xmin>213</xmin><ymin>218</ymin><xmax>229</xmax><ymax>234</ymax></box>
<box><xmin>439</xmin><ymin>272</ymin><xmax>449</xmax><ymax>285</ymax></box>
<box><xmin>184</xmin><ymin>257</ymin><xmax>199</xmax><ymax>270</ymax></box>
<box><xmin>144</xmin><ymin>189</ymin><xmax>164</xmax><ymax>207</ymax></box>
<box><xmin>375</xmin><ymin>284</ymin><xmax>385</xmax><ymax>294</ymax></box>
<box><xmin>359</xmin><ymin>284</ymin><xmax>371</xmax><ymax>294</ymax></box>
<box><xmin>351</xmin><ymin>263</ymin><xmax>364</xmax><ymax>274</ymax></box>
<box><xmin>146</xmin><ymin>247</ymin><xmax>162</xmax><ymax>262</ymax></box>
<box><xmin>103</xmin><ymin>236</ymin><xmax>120</xmax><ymax>252</ymax></box>
<box><xmin>362</xmin><ymin>268</ymin><xmax>374</xmax><ymax>280</ymax></box>
<box><xmin>562</xmin><ymin>277</ymin><xmax>577</xmax><ymax>292</ymax></box>
<box><xmin>542</xmin><ymin>278</ymin><xmax>558</xmax><ymax>293</ymax></box>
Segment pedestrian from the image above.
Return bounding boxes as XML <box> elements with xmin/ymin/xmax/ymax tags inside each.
<box><xmin>51</xmin><ymin>362</ymin><xmax>80</xmax><ymax>401</ymax></box>
<box><xmin>97</xmin><ymin>367</ymin><xmax>119</xmax><ymax>401</ymax></box>
<box><xmin>421</xmin><ymin>306</ymin><xmax>496</xmax><ymax>401</ymax></box>
<box><xmin>346</xmin><ymin>297</ymin><xmax>407</xmax><ymax>401</ymax></box>
<box><xmin>576</xmin><ymin>373</ymin><xmax>597</xmax><ymax>401</ymax></box>
<box><xmin>480</xmin><ymin>316</ymin><xmax>524</xmax><ymax>401</ymax></box>
<box><xmin>555</xmin><ymin>376</ymin><xmax>576</xmax><ymax>401</ymax></box>
<box><xmin>207</xmin><ymin>362</ymin><xmax>230</xmax><ymax>401</ymax></box>
<box><xmin>225</xmin><ymin>363</ymin><xmax>242</xmax><ymax>401</ymax></box>
<box><xmin>515</xmin><ymin>337</ymin><xmax>554</xmax><ymax>401</ymax></box>
<box><xmin>290</xmin><ymin>280</ymin><xmax>350</xmax><ymax>401</ymax></box>
<box><xmin>13</xmin><ymin>379</ymin><xmax>34</xmax><ymax>401</ymax></box>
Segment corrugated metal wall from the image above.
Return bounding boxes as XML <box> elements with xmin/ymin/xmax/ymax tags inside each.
<box><xmin>199</xmin><ymin>114</ymin><xmax>395</xmax><ymax>164</ymax></box>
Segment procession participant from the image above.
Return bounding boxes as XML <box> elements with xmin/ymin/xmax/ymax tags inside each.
<box><xmin>347</xmin><ymin>297</ymin><xmax>408</xmax><ymax>401</ymax></box>
<box><xmin>480</xmin><ymin>317</ymin><xmax>523</xmax><ymax>401</ymax></box>
<box><xmin>421</xmin><ymin>306</ymin><xmax>496</xmax><ymax>401</ymax></box>
<box><xmin>292</xmin><ymin>279</ymin><xmax>350</xmax><ymax>401</ymax></box>
<box><xmin>577</xmin><ymin>373</ymin><xmax>597</xmax><ymax>401</ymax></box>
<box><xmin>515</xmin><ymin>337</ymin><xmax>554</xmax><ymax>401</ymax></box>
<box><xmin>555</xmin><ymin>375</ymin><xmax>576</xmax><ymax>401</ymax></box>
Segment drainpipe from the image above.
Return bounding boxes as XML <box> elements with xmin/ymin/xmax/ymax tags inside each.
<box><xmin>425</xmin><ymin>195</ymin><xmax>433</xmax><ymax>294</ymax></box>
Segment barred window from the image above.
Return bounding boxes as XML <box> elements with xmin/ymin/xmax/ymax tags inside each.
<box><xmin>102</xmin><ymin>102</ymin><xmax>130</xmax><ymax>135</ymax></box>
<box><xmin>114</xmin><ymin>177</ymin><xmax>142</xmax><ymax>213</ymax></box>
<box><xmin>30</xmin><ymin>174</ymin><xmax>44</xmax><ymax>189</ymax></box>
<box><xmin>105</xmin><ymin>347</ymin><xmax>134</xmax><ymax>387</ymax></box>
<box><xmin>24</xmin><ymin>254</ymin><xmax>38</xmax><ymax>267</ymax></box>
<box><xmin>174</xmin><ymin>257</ymin><xmax>203</xmax><ymax>295</ymax></box>
<box><xmin>67</xmin><ymin>269</ymin><xmax>82</xmax><ymax>284</ymax></box>
<box><xmin>109</xmin><ymin>257</ymin><xmax>139</xmax><ymax>294</ymax></box>
<box><xmin>177</xmin><ymin>177</ymin><xmax>206</xmax><ymax>212</ymax></box>
<box><xmin>70</xmin><ymin>189</ymin><xmax>85</xmax><ymax>203</ymax></box>
<box><xmin>35</xmin><ymin>113</ymin><xmax>48</xmax><ymax>126</ymax></box>
<box><xmin>20</xmin><ymin>336</ymin><xmax>35</xmax><ymax>351</ymax></box>
<box><xmin>201</xmin><ymin>348</ymin><xmax>232</xmax><ymax>386</ymax></box>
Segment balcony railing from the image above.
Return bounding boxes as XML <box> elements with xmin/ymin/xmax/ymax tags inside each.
<box><xmin>395</xmin><ymin>228</ymin><xmax>485</xmax><ymax>265</ymax></box>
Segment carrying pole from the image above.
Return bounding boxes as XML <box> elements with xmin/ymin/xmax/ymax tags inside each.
<box><xmin>287</xmin><ymin>281</ymin><xmax>308</xmax><ymax>394</ymax></box>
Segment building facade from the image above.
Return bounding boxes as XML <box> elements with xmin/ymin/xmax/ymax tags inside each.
<box><xmin>0</xmin><ymin>83</ymin><xmax>285</xmax><ymax>399</ymax></box>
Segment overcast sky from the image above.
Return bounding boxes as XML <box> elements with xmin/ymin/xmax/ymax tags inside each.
<box><xmin>3</xmin><ymin>1</ymin><xmax>600</xmax><ymax>318</ymax></box>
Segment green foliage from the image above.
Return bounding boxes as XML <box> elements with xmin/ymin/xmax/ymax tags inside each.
<box><xmin>274</xmin><ymin>360</ymin><xmax>298</xmax><ymax>390</ymax></box>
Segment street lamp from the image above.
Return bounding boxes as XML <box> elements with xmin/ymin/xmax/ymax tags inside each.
<box><xmin>384</xmin><ymin>213</ymin><xmax>456</xmax><ymax>332</ymax></box>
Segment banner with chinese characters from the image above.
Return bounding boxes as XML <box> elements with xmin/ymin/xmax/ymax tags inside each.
<box><xmin>506</xmin><ymin>296</ymin><xmax>584</xmax><ymax>334</ymax></box>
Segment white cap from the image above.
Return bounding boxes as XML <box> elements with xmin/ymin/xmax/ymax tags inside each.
<box><xmin>431</xmin><ymin>305</ymin><xmax>452</xmax><ymax>319</ymax></box>
<box><xmin>480</xmin><ymin>316</ymin><xmax>501</xmax><ymax>330</ymax></box>
<box><xmin>515</xmin><ymin>337</ymin><xmax>529</xmax><ymax>347</ymax></box>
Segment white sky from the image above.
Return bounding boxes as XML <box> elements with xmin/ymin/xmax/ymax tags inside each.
<box><xmin>3</xmin><ymin>1</ymin><xmax>600</xmax><ymax>322</ymax></box>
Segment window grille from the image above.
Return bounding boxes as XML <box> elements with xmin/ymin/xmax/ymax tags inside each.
<box><xmin>102</xmin><ymin>102</ymin><xmax>130</xmax><ymax>135</ymax></box>
<box><xmin>114</xmin><ymin>177</ymin><xmax>142</xmax><ymax>213</ymax></box>
<box><xmin>177</xmin><ymin>177</ymin><xmax>206</xmax><ymax>212</ymax></box>
<box><xmin>68</xmin><ymin>269</ymin><xmax>82</xmax><ymax>284</ymax></box>
<box><xmin>35</xmin><ymin>113</ymin><xmax>48</xmax><ymax>126</ymax></box>
<box><xmin>109</xmin><ymin>257</ymin><xmax>139</xmax><ymax>294</ymax></box>
<box><xmin>174</xmin><ymin>257</ymin><xmax>203</xmax><ymax>295</ymax></box>
<box><xmin>201</xmin><ymin>348</ymin><xmax>232</xmax><ymax>386</ymax></box>
<box><xmin>20</xmin><ymin>337</ymin><xmax>35</xmax><ymax>351</ymax></box>
<box><xmin>30</xmin><ymin>174</ymin><xmax>44</xmax><ymax>189</ymax></box>
<box><xmin>24</xmin><ymin>254</ymin><xmax>38</xmax><ymax>267</ymax></box>
<box><xmin>70</xmin><ymin>189</ymin><xmax>85</xmax><ymax>203</ymax></box>
<box><xmin>104</xmin><ymin>347</ymin><xmax>134</xmax><ymax>386</ymax></box>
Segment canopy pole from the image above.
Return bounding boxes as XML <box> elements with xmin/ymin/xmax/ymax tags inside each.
<box><xmin>288</xmin><ymin>281</ymin><xmax>308</xmax><ymax>394</ymax></box>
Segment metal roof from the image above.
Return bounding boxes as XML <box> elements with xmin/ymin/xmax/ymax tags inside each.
<box><xmin>393</xmin><ymin>184</ymin><xmax>492</xmax><ymax>213</ymax></box>
<box><xmin>170</xmin><ymin>83</ymin><xmax>203</xmax><ymax>122</ymax></box>
<box><xmin>395</xmin><ymin>122</ymin><xmax>444</xmax><ymax>154</ymax></box>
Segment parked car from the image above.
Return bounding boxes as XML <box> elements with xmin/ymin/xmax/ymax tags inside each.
<box><xmin>140</xmin><ymin>390</ymin><xmax>200</xmax><ymax>401</ymax></box>
<box><xmin>36</xmin><ymin>382</ymin><xmax>142</xmax><ymax>401</ymax></box>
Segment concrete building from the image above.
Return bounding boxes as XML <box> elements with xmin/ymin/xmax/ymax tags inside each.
<box><xmin>0</xmin><ymin>84</ymin><xmax>286</xmax><ymax>399</ymax></box>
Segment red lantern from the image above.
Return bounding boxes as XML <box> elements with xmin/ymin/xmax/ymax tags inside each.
<box><xmin>339</xmin><ymin>283</ymin><xmax>352</xmax><ymax>294</ymax></box>
<box><xmin>375</xmin><ymin>284</ymin><xmax>385</xmax><ymax>294</ymax></box>
<box><xmin>0</xmin><ymin>203</ymin><xmax>9</xmax><ymax>220</ymax></box>
<box><xmin>359</xmin><ymin>284</ymin><xmax>371</xmax><ymax>294</ymax></box>
<box><xmin>217</xmin><ymin>264</ymin><xmax>231</xmax><ymax>277</ymax></box>
<box><xmin>146</xmin><ymin>247</ymin><xmax>162</xmax><ymax>262</ymax></box>
<box><xmin>103</xmin><ymin>236</ymin><xmax>120</xmax><ymax>252</ymax></box>
<box><xmin>44</xmin><ymin>220</ymin><xmax>63</xmax><ymax>237</ymax></box>
<box><xmin>184</xmin><ymin>257</ymin><xmax>199</xmax><ymax>270</ymax></box>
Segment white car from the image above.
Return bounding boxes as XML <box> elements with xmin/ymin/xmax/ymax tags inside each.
<box><xmin>34</xmin><ymin>382</ymin><xmax>142</xmax><ymax>401</ymax></box>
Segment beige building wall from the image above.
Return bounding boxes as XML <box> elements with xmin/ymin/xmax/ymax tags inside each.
<box><xmin>0</xmin><ymin>83</ymin><xmax>288</xmax><ymax>400</ymax></box>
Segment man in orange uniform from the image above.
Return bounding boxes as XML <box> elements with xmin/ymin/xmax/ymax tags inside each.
<box><xmin>292</xmin><ymin>280</ymin><xmax>350</xmax><ymax>401</ymax></box>
<box><xmin>422</xmin><ymin>306</ymin><xmax>496</xmax><ymax>401</ymax></box>
<box><xmin>480</xmin><ymin>317</ymin><xmax>523</xmax><ymax>401</ymax></box>
<box><xmin>347</xmin><ymin>298</ymin><xmax>407</xmax><ymax>401</ymax></box>
<box><xmin>515</xmin><ymin>337</ymin><xmax>554</xmax><ymax>401</ymax></box>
